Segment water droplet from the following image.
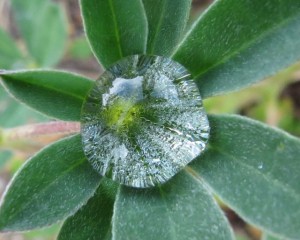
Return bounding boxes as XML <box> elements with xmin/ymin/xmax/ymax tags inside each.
<box><xmin>81</xmin><ymin>55</ymin><xmax>210</xmax><ymax>188</ymax></box>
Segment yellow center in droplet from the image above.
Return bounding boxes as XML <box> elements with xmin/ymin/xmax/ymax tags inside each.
<box><xmin>103</xmin><ymin>98</ymin><xmax>141</xmax><ymax>133</ymax></box>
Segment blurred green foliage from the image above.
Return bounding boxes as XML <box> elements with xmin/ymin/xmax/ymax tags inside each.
<box><xmin>0</xmin><ymin>0</ymin><xmax>69</xmax><ymax>130</ymax></box>
<box><xmin>0</xmin><ymin>2</ymin><xmax>68</xmax><ymax>239</ymax></box>
<box><xmin>10</xmin><ymin>0</ymin><xmax>68</xmax><ymax>67</ymax></box>
<box><xmin>0</xmin><ymin>0</ymin><xmax>68</xmax><ymax>168</ymax></box>
<box><xmin>204</xmin><ymin>63</ymin><xmax>300</xmax><ymax>137</ymax></box>
<box><xmin>68</xmin><ymin>37</ymin><xmax>93</xmax><ymax>60</ymax></box>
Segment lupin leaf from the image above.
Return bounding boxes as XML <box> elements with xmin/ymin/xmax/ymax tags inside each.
<box><xmin>0</xmin><ymin>135</ymin><xmax>101</xmax><ymax>231</ymax></box>
<box><xmin>191</xmin><ymin>114</ymin><xmax>300</xmax><ymax>239</ymax></box>
<box><xmin>173</xmin><ymin>0</ymin><xmax>300</xmax><ymax>98</ymax></box>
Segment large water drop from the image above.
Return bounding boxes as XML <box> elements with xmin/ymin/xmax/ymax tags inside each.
<box><xmin>81</xmin><ymin>55</ymin><xmax>210</xmax><ymax>188</ymax></box>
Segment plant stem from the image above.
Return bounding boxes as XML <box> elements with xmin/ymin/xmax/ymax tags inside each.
<box><xmin>0</xmin><ymin>121</ymin><xmax>80</xmax><ymax>152</ymax></box>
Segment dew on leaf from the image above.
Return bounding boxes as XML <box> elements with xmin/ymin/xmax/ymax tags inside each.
<box><xmin>81</xmin><ymin>55</ymin><xmax>210</xmax><ymax>188</ymax></box>
<box><xmin>258</xmin><ymin>163</ymin><xmax>264</xmax><ymax>170</ymax></box>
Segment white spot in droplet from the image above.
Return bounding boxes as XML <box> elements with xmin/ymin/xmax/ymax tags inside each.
<box><xmin>103</xmin><ymin>76</ymin><xmax>144</xmax><ymax>106</ymax></box>
<box><xmin>152</xmin><ymin>158</ymin><xmax>160</xmax><ymax>163</ymax></box>
<box><xmin>113</xmin><ymin>144</ymin><xmax>128</xmax><ymax>160</ymax></box>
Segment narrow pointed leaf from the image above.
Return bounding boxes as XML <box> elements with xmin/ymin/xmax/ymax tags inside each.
<box><xmin>0</xmin><ymin>70</ymin><xmax>93</xmax><ymax>121</ymax></box>
<box><xmin>58</xmin><ymin>179</ymin><xmax>118</xmax><ymax>240</ymax></box>
<box><xmin>0</xmin><ymin>134</ymin><xmax>101</xmax><ymax>231</ymax></box>
<box><xmin>173</xmin><ymin>0</ymin><xmax>300</xmax><ymax>98</ymax></box>
<box><xmin>191</xmin><ymin>115</ymin><xmax>300</xmax><ymax>239</ymax></box>
<box><xmin>80</xmin><ymin>0</ymin><xmax>148</xmax><ymax>68</ymax></box>
<box><xmin>113</xmin><ymin>171</ymin><xmax>233</xmax><ymax>240</ymax></box>
<box><xmin>142</xmin><ymin>0</ymin><xmax>192</xmax><ymax>56</ymax></box>
<box><xmin>11</xmin><ymin>0</ymin><xmax>67</xmax><ymax>67</ymax></box>
<box><xmin>0</xmin><ymin>28</ymin><xmax>23</xmax><ymax>69</ymax></box>
<box><xmin>0</xmin><ymin>84</ymin><xmax>48</xmax><ymax>128</ymax></box>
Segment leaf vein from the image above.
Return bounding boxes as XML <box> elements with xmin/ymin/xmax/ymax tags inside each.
<box><xmin>108</xmin><ymin>0</ymin><xmax>123</xmax><ymax>58</ymax></box>
<box><xmin>210</xmin><ymin>146</ymin><xmax>300</xmax><ymax>201</ymax></box>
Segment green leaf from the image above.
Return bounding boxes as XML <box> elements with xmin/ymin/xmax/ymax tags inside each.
<box><xmin>80</xmin><ymin>0</ymin><xmax>148</xmax><ymax>68</ymax></box>
<box><xmin>0</xmin><ymin>134</ymin><xmax>101</xmax><ymax>232</ymax></box>
<box><xmin>0</xmin><ymin>28</ymin><xmax>23</xmax><ymax>69</ymax></box>
<box><xmin>262</xmin><ymin>232</ymin><xmax>290</xmax><ymax>240</ymax></box>
<box><xmin>190</xmin><ymin>114</ymin><xmax>300</xmax><ymax>239</ymax></box>
<box><xmin>0</xmin><ymin>70</ymin><xmax>93</xmax><ymax>121</ymax></box>
<box><xmin>173</xmin><ymin>0</ymin><xmax>300</xmax><ymax>98</ymax></box>
<box><xmin>58</xmin><ymin>179</ymin><xmax>118</xmax><ymax>240</ymax></box>
<box><xmin>0</xmin><ymin>84</ymin><xmax>47</xmax><ymax>128</ymax></box>
<box><xmin>113</xmin><ymin>171</ymin><xmax>234</xmax><ymax>240</ymax></box>
<box><xmin>142</xmin><ymin>0</ymin><xmax>192</xmax><ymax>56</ymax></box>
<box><xmin>24</xmin><ymin>224</ymin><xmax>60</xmax><ymax>240</ymax></box>
<box><xmin>11</xmin><ymin>0</ymin><xmax>68</xmax><ymax>67</ymax></box>
<box><xmin>262</xmin><ymin>233</ymin><xmax>285</xmax><ymax>240</ymax></box>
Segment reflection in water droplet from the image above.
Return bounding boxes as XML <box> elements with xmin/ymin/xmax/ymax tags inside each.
<box><xmin>81</xmin><ymin>55</ymin><xmax>210</xmax><ymax>188</ymax></box>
